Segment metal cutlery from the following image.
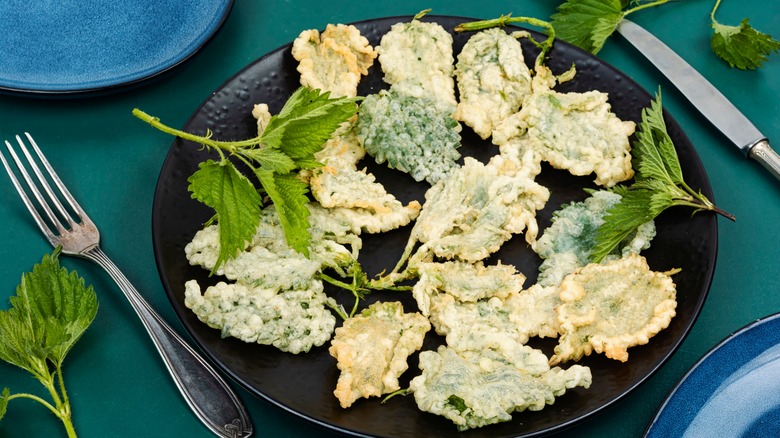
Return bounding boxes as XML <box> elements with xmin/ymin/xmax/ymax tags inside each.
<box><xmin>0</xmin><ymin>133</ymin><xmax>253</xmax><ymax>438</ymax></box>
<box><xmin>616</xmin><ymin>18</ymin><xmax>780</xmax><ymax>182</ymax></box>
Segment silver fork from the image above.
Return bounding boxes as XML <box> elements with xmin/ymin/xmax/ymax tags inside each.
<box><xmin>0</xmin><ymin>133</ymin><xmax>253</xmax><ymax>438</ymax></box>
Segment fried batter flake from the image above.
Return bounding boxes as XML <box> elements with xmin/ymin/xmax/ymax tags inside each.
<box><xmin>412</xmin><ymin>260</ymin><xmax>525</xmax><ymax>316</ymax></box>
<box><xmin>402</xmin><ymin>157</ymin><xmax>549</xmax><ymax>266</ymax></box>
<box><xmin>409</xmin><ymin>344</ymin><xmax>591</xmax><ymax>430</ymax></box>
<box><xmin>329</xmin><ymin>301</ymin><xmax>430</xmax><ymax>408</ymax></box>
<box><xmin>184</xmin><ymin>279</ymin><xmax>337</xmax><ymax>354</ymax></box>
<box><xmin>377</xmin><ymin>18</ymin><xmax>457</xmax><ymax>111</ymax></box>
<box><xmin>493</xmin><ymin>65</ymin><xmax>636</xmax><ymax>187</ymax></box>
<box><xmin>549</xmin><ymin>253</ymin><xmax>678</xmax><ymax>365</ymax></box>
<box><xmin>292</xmin><ymin>24</ymin><xmax>377</xmax><ymax>97</ymax></box>
<box><xmin>308</xmin><ymin>114</ymin><xmax>423</xmax><ymax>233</ymax></box>
<box><xmin>454</xmin><ymin>28</ymin><xmax>532</xmax><ymax>139</ymax></box>
<box><xmin>428</xmin><ymin>284</ymin><xmax>561</xmax><ymax>351</ymax></box>
<box><xmin>533</xmin><ymin>190</ymin><xmax>656</xmax><ymax>287</ymax></box>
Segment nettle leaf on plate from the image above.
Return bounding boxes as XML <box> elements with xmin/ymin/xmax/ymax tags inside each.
<box><xmin>711</xmin><ymin>18</ymin><xmax>780</xmax><ymax>70</ymax></box>
<box><xmin>254</xmin><ymin>169</ymin><xmax>312</xmax><ymax>256</ymax></box>
<box><xmin>188</xmin><ymin>159</ymin><xmax>263</xmax><ymax>270</ymax></box>
<box><xmin>135</xmin><ymin>87</ymin><xmax>359</xmax><ymax>267</ymax></box>
<box><xmin>550</xmin><ymin>0</ymin><xmax>625</xmax><ymax>54</ymax></box>
<box><xmin>590</xmin><ymin>91</ymin><xmax>733</xmax><ymax>262</ymax></box>
<box><xmin>263</xmin><ymin>87</ymin><xmax>360</xmax><ymax>165</ymax></box>
<box><xmin>240</xmin><ymin>147</ymin><xmax>297</xmax><ymax>174</ymax></box>
<box><xmin>631</xmin><ymin>92</ymin><xmax>683</xmax><ymax>185</ymax></box>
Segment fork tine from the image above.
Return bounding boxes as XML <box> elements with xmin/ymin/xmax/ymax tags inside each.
<box><xmin>21</xmin><ymin>133</ymin><xmax>90</xmax><ymax>225</ymax></box>
<box><xmin>0</xmin><ymin>139</ymin><xmax>59</xmax><ymax>242</ymax></box>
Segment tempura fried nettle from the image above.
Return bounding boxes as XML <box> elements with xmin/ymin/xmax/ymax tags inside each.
<box><xmin>395</xmin><ymin>157</ymin><xmax>549</xmax><ymax>272</ymax></box>
<box><xmin>493</xmin><ymin>65</ymin><xmax>636</xmax><ymax>187</ymax></box>
<box><xmin>412</xmin><ymin>260</ymin><xmax>525</xmax><ymax>315</ymax></box>
<box><xmin>356</xmin><ymin>89</ymin><xmax>462</xmax><ymax>185</ymax></box>
<box><xmin>186</xmin><ymin>203</ymin><xmax>362</xmax><ymax>281</ymax></box>
<box><xmin>255</xmin><ymin>101</ymin><xmax>422</xmax><ymax>235</ymax></box>
<box><xmin>409</xmin><ymin>344</ymin><xmax>591</xmax><ymax>430</ymax></box>
<box><xmin>183</xmin><ymin>203</ymin><xmax>363</xmax><ymax>352</ymax></box>
<box><xmin>292</xmin><ymin>23</ymin><xmax>378</xmax><ymax>98</ymax></box>
<box><xmin>427</xmin><ymin>284</ymin><xmax>561</xmax><ymax>351</ymax></box>
<box><xmin>376</xmin><ymin>16</ymin><xmax>457</xmax><ymax>111</ymax></box>
<box><xmin>308</xmin><ymin>126</ymin><xmax>422</xmax><ymax>233</ymax></box>
<box><xmin>454</xmin><ymin>28</ymin><xmax>533</xmax><ymax>139</ymax></box>
<box><xmin>533</xmin><ymin>190</ymin><xmax>656</xmax><ymax>287</ymax></box>
<box><xmin>184</xmin><ymin>279</ymin><xmax>337</xmax><ymax>354</ymax></box>
<box><xmin>549</xmin><ymin>253</ymin><xmax>678</xmax><ymax>365</ymax></box>
<box><xmin>329</xmin><ymin>301</ymin><xmax>430</xmax><ymax>408</ymax></box>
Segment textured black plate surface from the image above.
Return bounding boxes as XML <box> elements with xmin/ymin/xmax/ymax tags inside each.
<box><xmin>152</xmin><ymin>15</ymin><xmax>718</xmax><ymax>437</ymax></box>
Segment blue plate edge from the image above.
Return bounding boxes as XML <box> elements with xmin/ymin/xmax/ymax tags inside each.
<box><xmin>0</xmin><ymin>0</ymin><xmax>235</xmax><ymax>97</ymax></box>
<box><xmin>643</xmin><ymin>311</ymin><xmax>780</xmax><ymax>437</ymax></box>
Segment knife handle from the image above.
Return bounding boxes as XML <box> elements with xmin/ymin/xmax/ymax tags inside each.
<box><xmin>749</xmin><ymin>140</ymin><xmax>780</xmax><ymax>182</ymax></box>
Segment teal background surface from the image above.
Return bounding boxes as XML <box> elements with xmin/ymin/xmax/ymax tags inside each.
<box><xmin>0</xmin><ymin>1</ymin><xmax>778</xmax><ymax>436</ymax></box>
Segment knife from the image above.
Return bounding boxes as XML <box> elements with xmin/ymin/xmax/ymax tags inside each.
<box><xmin>616</xmin><ymin>18</ymin><xmax>780</xmax><ymax>182</ymax></box>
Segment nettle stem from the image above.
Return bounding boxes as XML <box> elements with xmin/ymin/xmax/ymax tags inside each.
<box><xmin>624</xmin><ymin>0</ymin><xmax>671</xmax><ymax>17</ymax></box>
<box><xmin>8</xmin><ymin>392</ymin><xmax>77</xmax><ymax>438</ymax></box>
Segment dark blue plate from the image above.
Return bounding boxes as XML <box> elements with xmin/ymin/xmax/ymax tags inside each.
<box><xmin>646</xmin><ymin>312</ymin><xmax>780</xmax><ymax>437</ymax></box>
<box><xmin>0</xmin><ymin>0</ymin><xmax>233</xmax><ymax>95</ymax></box>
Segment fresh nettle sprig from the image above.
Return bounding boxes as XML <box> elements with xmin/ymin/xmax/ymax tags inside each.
<box><xmin>589</xmin><ymin>90</ymin><xmax>735</xmax><ymax>263</ymax></box>
<box><xmin>454</xmin><ymin>14</ymin><xmax>556</xmax><ymax>66</ymax></box>
<box><xmin>551</xmin><ymin>0</ymin><xmax>779</xmax><ymax>69</ymax></box>
<box><xmin>709</xmin><ymin>0</ymin><xmax>780</xmax><ymax>69</ymax></box>
<box><xmin>0</xmin><ymin>248</ymin><xmax>99</xmax><ymax>438</ymax></box>
<box><xmin>133</xmin><ymin>87</ymin><xmax>360</xmax><ymax>270</ymax></box>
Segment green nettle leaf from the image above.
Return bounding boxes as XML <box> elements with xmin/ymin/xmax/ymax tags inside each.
<box><xmin>0</xmin><ymin>249</ymin><xmax>97</xmax><ymax>435</ymax></box>
<box><xmin>551</xmin><ymin>0</ymin><xmax>624</xmax><ymax>54</ymax></box>
<box><xmin>239</xmin><ymin>147</ymin><xmax>297</xmax><ymax>174</ymax></box>
<box><xmin>590</xmin><ymin>91</ymin><xmax>733</xmax><ymax>262</ymax></box>
<box><xmin>591</xmin><ymin>188</ymin><xmax>657</xmax><ymax>262</ymax></box>
<box><xmin>711</xmin><ymin>19</ymin><xmax>780</xmax><ymax>70</ymax></box>
<box><xmin>134</xmin><ymin>87</ymin><xmax>360</xmax><ymax>265</ymax></box>
<box><xmin>254</xmin><ymin>169</ymin><xmax>312</xmax><ymax>256</ymax></box>
<box><xmin>632</xmin><ymin>92</ymin><xmax>683</xmax><ymax>184</ymax></box>
<box><xmin>188</xmin><ymin>160</ymin><xmax>263</xmax><ymax>269</ymax></box>
<box><xmin>262</xmin><ymin>87</ymin><xmax>359</xmax><ymax>162</ymax></box>
<box><xmin>18</xmin><ymin>251</ymin><xmax>98</xmax><ymax>365</ymax></box>
<box><xmin>0</xmin><ymin>387</ymin><xmax>8</xmax><ymax>420</ymax></box>
<box><xmin>0</xmin><ymin>251</ymin><xmax>98</xmax><ymax>375</ymax></box>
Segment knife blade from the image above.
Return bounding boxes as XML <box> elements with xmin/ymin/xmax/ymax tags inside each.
<box><xmin>616</xmin><ymin>18</ymin><xmax>780</xmax><ymax>182</ymax></box>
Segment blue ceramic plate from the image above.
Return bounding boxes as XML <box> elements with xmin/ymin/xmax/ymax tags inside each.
<box><xmin>0</xmin><ymin>0</ymin><xmax>233</xmax><ymax>95</ymax></box>
<box><xmin>646</xmin><ymin>313</ymin><xmax>780</xmax><ymax>437</ymax></box>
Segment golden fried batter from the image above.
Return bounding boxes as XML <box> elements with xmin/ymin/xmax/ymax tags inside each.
<box><xmin>493</xmin><ymin>65</ymin><xmax>635</xmax><ymax>187</ymax></box>
<box><xmin>329</xmin><ymin>301</ymin><xmax>430</xmax><ymax>408</ymax></box>
<box><xmin>549</xmin><ymin>253</ymin><xmax>678</xmax><ymax>365</ymax></box>
<box><xmin>292</xmin><ymin>24</ymin><xmax>377</xmax><ymax>97</ymax></box>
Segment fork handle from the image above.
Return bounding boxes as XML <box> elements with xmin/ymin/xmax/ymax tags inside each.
<box><xmin>83</xmin><ymin>246</ymin><xmax>253</xmax><ymax>438</ymax></box>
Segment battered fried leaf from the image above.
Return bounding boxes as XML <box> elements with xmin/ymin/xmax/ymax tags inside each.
<box><xmin>550</xmin><ymin>253</ymin><xmax>678</xmax><ymax>365</ymax></box>
<box><xmin>329</xmin><ymin>302</ymin><xmax>430</xmax><ymax>408</ymax></box>
<box><xmin>409</xmin><ymin>344</ymin><xmax>591</xmax><ymax>430</ymax></box>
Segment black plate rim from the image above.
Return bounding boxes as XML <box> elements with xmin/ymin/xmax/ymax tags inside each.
<box><xmin>151</xmin><ymin>14</ymin><xmax>718</xmax><ymax>437</ymax></box>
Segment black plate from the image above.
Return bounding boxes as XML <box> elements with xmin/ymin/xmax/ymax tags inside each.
<box><xmin>152</xmin><ymin>15</ymin><xmax>718</xmax><ymax>437</ymax></box>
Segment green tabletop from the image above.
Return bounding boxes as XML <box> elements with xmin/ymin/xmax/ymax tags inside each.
<box><xmin>1</xmin><ymin>1</ymin><xmax>778</xmax><ymax>437</ymax></box>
